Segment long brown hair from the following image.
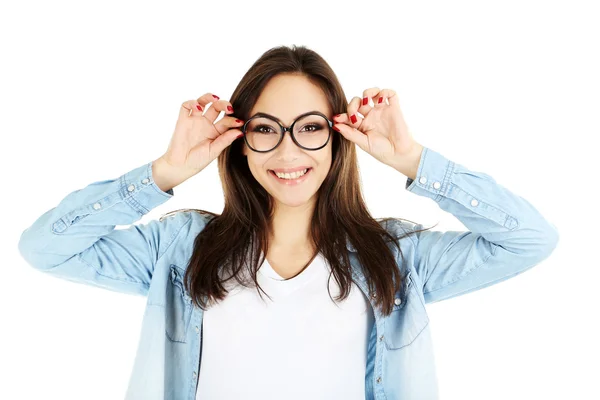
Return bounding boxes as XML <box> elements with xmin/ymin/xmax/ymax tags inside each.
<box><xmin>161</xmin><ymin>45</ymin><xmax>432</xmax><ymax>316</ymax></box>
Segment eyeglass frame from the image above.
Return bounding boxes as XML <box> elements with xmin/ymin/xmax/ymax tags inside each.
<box><xmin>240</xmin><ymin>110</ymin><xmax>335</xmax><ymax>153</ymax></box>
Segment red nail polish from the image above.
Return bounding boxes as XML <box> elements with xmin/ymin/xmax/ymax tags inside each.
<box><xmin>237</xmin><ymin>133</ymin><xmax>244</xmax><ymax>138</ymax></box>
<box><xmin>196</xmin><ymin>105</ymin><xmax>203</xmax><ymax>111</ymax></box>
<box><xmin>212</xmin><ymin>95</ymin><xmax>219</xmax><ymax>100</ymax></box>
<box><xmin>378</xmin><ymin>97</ymin><xmax>383</xmax><ymax>104</ymax></box>
<box><xmin>362</xmin><ymin>97</ymin><xmax>368</xmax><ymax>106</ymax></box>
<box><xmin>235</xmin><ymin>119</ymin><xmax>242</xmax><ymax>123</ymax></box>
<box><xmin>227</xmin><ymin>106</ymin><xmax>233</xmax><ymax>112</ymax></box>
<box><xmin>350</xmin><ymin>114</ymin><xmax>357</xmax><ymax>124</ymax></box>
<box><xmin>332</xmin><ymin>125</ymin><xmax>340</xmax><ymax>132</ymax></box>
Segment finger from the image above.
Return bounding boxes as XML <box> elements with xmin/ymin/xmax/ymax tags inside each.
<box><xmin>213</xmin><ymin>115</ymin><xmax>245</xmax><ymax>135</ymax></box>
<box><xmin>359</xmin><ymin>87</ymin><xmax>380</xmax><ymax>117</ymax></box>
<box><xmin>180</xmin><ymin>99</ymin><xmax>204</xmax><ymax>119</ymax></box>
<box><xmin>196</xmin><ymin>93</ymin><xmax>235</xmax><ymax>123</ymax></box>
<box><xmin>332</xmin><ymin>113</ymin><xmax>350</xmax><ymax>125</ymax></box>
<box><xmin>373</xmin><ymin>88</ymin><xmax>397</xmax><ymax>108</ymax></box>
<box><xmin>387</xmin><ymin>90</ymin><xmax>400</xmax><ymax>108</ymax></box>
<box><xmin>333</xmin><ymin>122</ymin><xmax>368</xmax><ymax>152</ymax></box>
<box><xmin>209</xmin><ymin>127</ymin><xmax>244</xmax><ymax>157</ymax></box>
<box><xmin>346</xmin><ymin>96</ymin><xmax>364</xmax><ymax>127</ymax></box>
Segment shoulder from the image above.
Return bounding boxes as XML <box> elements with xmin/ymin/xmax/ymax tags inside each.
<box><xmin>153</xmin><ymin>209</ymin><xmax>219</xmax><ymax>269</ymax></box>
<box><xmin>377</xmin><ymin>217</ymin><xmax>421</xmax><ymax>246</ymax></box>
<box><xmin>159</xmin><ymin>209</ymin><xmax>217</xmax><ymax>227</ymax></box>
<box><xmin>156</xmin><ymin>208</ymin><xmax>219</xmax><ymax>244</ymax></box>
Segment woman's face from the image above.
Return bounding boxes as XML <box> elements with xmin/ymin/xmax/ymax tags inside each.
<box><xmin>242</xmin><ymin>74</ymin><xmax>334</xmax><ymax>209</ymax></box>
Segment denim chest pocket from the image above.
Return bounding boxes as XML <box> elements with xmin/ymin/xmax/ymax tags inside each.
<box><xmin>383</xmin><ymin>271</ymin><xmax>430</xmax><ymax>350</ymax></box>
<box><xmin>165</xmin><ymin>264</ymin><xmax>193</xmax><ymax>343</ymax></box>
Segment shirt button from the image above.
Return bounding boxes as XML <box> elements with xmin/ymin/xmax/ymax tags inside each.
<box><xmin>419</xmin><ymin>176</ymin><xmax>427</xmax><ymax>184</ymax></box>
<box><xmin>193</xmin><ymin>371</ymin><xmax>197</xmax><ymax>378</ymax></box>
<box><xmin>394</xmin><ymin>297</ymin><xmax>402</xmax><ymax>306</ymax></box>
<box><xmin>195</xmin><ymin>326</ymin><xmax>199</xmax><ymax>333</ymax></box>
<box><xmin>471</xmin><ymin>199</ymin><xmax>479</xmax><ymax>207</ymax></box>
<box><xmin>379</xmin><ymin>335</ymin><xmax>384</xmax><ymax>341</ymax></box>
<box><xmin>371</xmin><ymin>293</ymin><xmax>377</xmax><ymax>299</ymax></box>
<box><xmin>93</xmin><ymin>202</ymin><xmax>102</xmax><ymax>210</ymax></box>
<box><xmin>141</xmin><ymin>178</ymin><xmax>150</xmax><ymax>184</ymax></box>
<box><xmin>433</xmin><ymin>181</ymin><xmax>441</xmax><ymax>189</ymax></box>
<box><xmin>376</xmin><ymin>377</ymin><xmax>382</xmax><ymax>383</ymax></box>
<box><xmin>127</xmin><ymin>184</ymin><xmax>135</xmax><ymax>192</ymax></box>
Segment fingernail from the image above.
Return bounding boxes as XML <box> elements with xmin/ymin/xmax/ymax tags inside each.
<box><xmin>378</xmin><ymin>97</ymin><xmax>383</xmax><ymax>104</ymax></box>
<box><xmin>236</xmin><ymin>133</ymin><xmax>244</xmax><ymax>138</ymax></box>
<box><xmin>212</xmin><ymin>95</ymin><xmax>220</xmax><ymax>100</ymax></box>
<box><xmin>196</xmin><ymin>105</ymin><xmax>203</xmax><ymax>111</ymax></box>
<box><xmin>362</xmin><ymin>97</ymin><xmax>368</xmax><ymax>106</ymax></box>
<box><xmin>227</xmin><ymin>106</ymin><xmax>233</xmax><ymax>112</ymax></box>
<box><xmin>333</xmin><ymin>114</ymin><xmax>341</xmax><ymax>119</ymax></box>
<box><xmin>235</xmin><ymin>119</ymin><xmax>242</xmax><ymax>123</ymax></box>
<box><xmin>332</xmin><ymin>125</ymin><xmax>341</xmax><ymax>132</ymax></box>
<box><xmin>350</xmin><ymin>114</ymin><xmax>357</xmax><ymax>124</ymax></box>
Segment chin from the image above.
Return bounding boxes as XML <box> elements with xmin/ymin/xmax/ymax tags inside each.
<box><xmin>273</xmin><ymin>196</ymin><xmax>315</xmax><ymax>208</ymax></box>
<box><xmin>266</xmin><ymin>181</ymin><xmax>319</xmax><ymax>208</ymax></box>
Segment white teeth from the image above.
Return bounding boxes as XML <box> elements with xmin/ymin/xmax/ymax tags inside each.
<box><xmin>273</xmin><ymin>168</ymin><xmax>309</xmax><ymax>179</ymax></box>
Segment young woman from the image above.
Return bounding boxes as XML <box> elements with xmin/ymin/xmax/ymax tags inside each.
<box><xmin>18</xmin><ymin>45</ymin><xmax>559</xmax><ymax>400</ymax></box>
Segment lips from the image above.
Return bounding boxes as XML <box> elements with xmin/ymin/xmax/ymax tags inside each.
<box><xmin>268</xmin><ymin>167</ymin><xmax>312</xmax><ymax>177</ymax></box>
<box><xmin>268</xmin><ymin>167</ymin><xmax>313</xmax><ymax>184</ymax></box>
<box><xmin>268</xmin><ymin>166</ymin><xmax>312</xmax><ymax>174</ymax></box>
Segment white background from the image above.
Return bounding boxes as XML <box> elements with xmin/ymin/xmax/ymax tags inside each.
<box><xmin>2</xmin><ymin>0</ymin><xmax>598</xmax><ymax>399</ymax></box>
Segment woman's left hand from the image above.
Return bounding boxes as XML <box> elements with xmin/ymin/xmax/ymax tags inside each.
<box><xmin>332</xmin><ymin>87</ymin><xmax>421</xmax><ymax>171</ymax></box>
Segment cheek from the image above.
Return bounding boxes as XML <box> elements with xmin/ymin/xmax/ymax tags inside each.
<box><xmin>245</xmin><ymin>156</ymin><xmax>267</xmax><ymax>179</ymax></box>
<box><xmin>319</xmin><ymin>148</ymin><xmax>333</xmax><ymax>174</ymax></box>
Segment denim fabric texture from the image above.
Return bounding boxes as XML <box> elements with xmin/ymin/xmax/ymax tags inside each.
<box><xmin>18</xmin><ymin>146</ymin><xmax>559</xmax><ymax>399</ymax></box>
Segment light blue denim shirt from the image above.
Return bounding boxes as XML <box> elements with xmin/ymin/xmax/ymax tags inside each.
<box><xmin>18</xmin><ymin>146</ymin><xmax>559</xmax><ymax>400</ymax></box>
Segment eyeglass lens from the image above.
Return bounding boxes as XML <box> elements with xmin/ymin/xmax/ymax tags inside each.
<box><xmin>244</xmin><ymin>114</ymin><xmax>330</xmax><ymax>151</ymax></box>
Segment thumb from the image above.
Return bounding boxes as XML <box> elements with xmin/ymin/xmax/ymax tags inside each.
<box><xmin>210</xmin><ymin>129</ymin><xmax>243</xmax><ymax>156</ymax></box>
<box><xmin>334</xmin><ymin>123</ymin><xmax>368</xmax><ymax>151</ymax></box>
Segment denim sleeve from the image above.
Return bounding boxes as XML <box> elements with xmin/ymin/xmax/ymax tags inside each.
<box><xmin>401</xmin><ymin>146</ymin><xmax>559</xmax><ymax>304</ymax></box>
<box><xmin>18</xmin><ymin>160</ymin><xmax>192</xmax><ymax>297</ymax></box>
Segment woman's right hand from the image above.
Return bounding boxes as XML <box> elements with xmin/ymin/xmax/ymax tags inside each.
<box><xmin>160</xmin><ymin>93</ymin><xmax>244</xmax><ymax>177</ymax></box>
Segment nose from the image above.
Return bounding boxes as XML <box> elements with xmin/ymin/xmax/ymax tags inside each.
<box><xmin>276</xmin><ymin>128</ymin><xmax>302</xmax><ymax>152</ymax></box>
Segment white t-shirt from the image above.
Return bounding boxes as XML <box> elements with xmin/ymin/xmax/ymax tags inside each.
<box><xmin>196</xmin><ymin>251</ymin><xmax>375</xmax><ymax>399</ymax></box>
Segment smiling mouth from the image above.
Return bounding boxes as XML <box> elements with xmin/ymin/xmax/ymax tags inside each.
<box><xmin>268</xmin><ymin>167</ymin><xmax>313</xmax><ymax>181</ymax></box>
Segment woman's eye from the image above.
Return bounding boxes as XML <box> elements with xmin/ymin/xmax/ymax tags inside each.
<box><xmin>256</xmin><ymin>125</ymin><xmax>275</xmax><ymax>133</ymax></box>
<box><xmin>302</xmin><ymin>124</ymin><xmax>320</xmax><ymax>132</ymax></box>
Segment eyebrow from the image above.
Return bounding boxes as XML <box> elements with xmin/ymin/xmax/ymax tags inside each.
<box><xmin>251</xmin><ymin>111</ymin><xmax>325</xmax><ymax>125</ymax></box>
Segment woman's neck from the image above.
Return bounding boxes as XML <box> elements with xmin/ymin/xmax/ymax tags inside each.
<box><xmin>268</xmin><ymin>201</ymin><xmax>315</xmax><ymax>251</ymax></box>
